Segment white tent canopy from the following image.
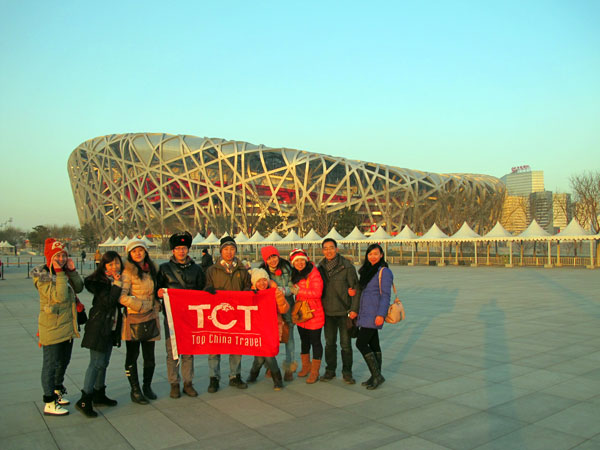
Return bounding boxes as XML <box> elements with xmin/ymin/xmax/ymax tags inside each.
<box><xmin>302</xmin><ymin>229</ymin><xmax>322</xmax><ymax>243</ymax></box>
<box><xmin>235</xmin><ymin>231</ymin><xmax>249</xmax><ymax>243</ymax></box>
<box><xmin>394</xmin><ymin>225</ymin><xmax>418</xmax><ymax>240</ymax></box>
<box><xmin>281</xmin><ymin>229</ymin><xmax>302</xmax><ymax>243</ymax></box>
<box><xmin>191</xmin><ymin>233</ymin><xmax>205</xmax><ymax>245</ymax></box>
<box><xmin>516</xmin><ymin>219</ymin><xmax>550</xmax><ymax>240</ymax></box>
<box><xmin>451</xmin><ymin>223</ymin><xmax>481</xmax><ymax>241</ymax></box>
<box><xmin>203</xmin><ymin>232</ymin><xmax>220</xmax><ymax>244</ymax></box>
<box><xmin>246</xmin><ymin>231</ymin><xmax>265</xmax><ymax>243</ymax></box>
<box><xmin>482</xmin><ymin>222</ymin><xmax>514</xmax><ymax>240</ymax></box>
<box><xmin>323</xmin><ymin>227</ymin><xmax>345</xmax><ymax>242</ymax></box>
<box><xmin>264</xmin><ymin>230</ymin><xmax>283</xmax><ymax>242</ymax></box>
<box><xmin>552</xmin><ymin>219</ymin><xmax>593</xmax><ymax>240</ymax></box>
<box><xmin>368</xmin><ymin>227</ymin><xmax>392</xmax><ymax>241</ymax></box>
<box><xmin>420</xmin><ymin>224</ymin><xmax>449</xmax><ymax>241</ymax></box>
<box><xmin>342</xmin><ymin>226</ymin><xmax>367</xmax><ymax>242</ymax></box>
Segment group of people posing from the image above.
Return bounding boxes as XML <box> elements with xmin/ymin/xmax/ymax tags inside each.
<box><xmin>33</xmin><ymin>232</ymin><xmax>394</xmax><ymax>418</ymax></box>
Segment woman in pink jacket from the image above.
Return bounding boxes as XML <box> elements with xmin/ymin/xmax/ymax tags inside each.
<box><xmin>289</xmin><ymin>248</ymin><xmax>324</xmax><ymax>384</ymax></box>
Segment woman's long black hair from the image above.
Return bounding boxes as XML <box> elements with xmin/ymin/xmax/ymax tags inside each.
<box><xmin>358</xmin><ymin>243</ymin><xmax>388</xmax><ymax>289</ymax></box>
<box><xmin>127</xmin><ymin>248</ymin><xmax>158</xmax><ymax>281</ymax></box>
<box><xmin>86</xmin><ymin>251</ymin><xmax>123</xmax><ymax>283</ymax></box>
<box><xmin>291</xmin><ymin>260</ymin><xmax>314</xmax><ymax>284</ymax></box>
<box><xmin>258</xmin><ymin>257</ymin><xmax>292</xmax><ymax>274</ymax></box>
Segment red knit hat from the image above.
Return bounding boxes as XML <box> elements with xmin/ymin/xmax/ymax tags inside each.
<box><xmin>44</xmin><ymin>238</ymin><xmax>67</xmax><ymax>267</ymax></box>
<box><xmin>289</xmin><ymin>248</ymin><xmax>309</xmax><ymax>264</ymax></box>
<box><xmin>260</xmin><ymin>245</ymin><xmax>280</xmax><ymax>263</ymax></box>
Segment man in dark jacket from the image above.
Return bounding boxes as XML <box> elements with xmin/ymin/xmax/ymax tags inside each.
<box><xmin>157</xmin><ymin>231</ymin><xmax>205</xmax><ymax>399</ymax></box>
<box><xmin>317</xmin><ymin>238</ymin><xmax>359</xmax><ymax>384</ymax></box>
<box><xmin>200</xmin><ymin>248</ymin><xmax>213</xmax><ymax>271</ymax></box>
<box><xmin>204</xmin><ymin>236</ymin><xmax>251</xmax><ymax>393</ymax></box>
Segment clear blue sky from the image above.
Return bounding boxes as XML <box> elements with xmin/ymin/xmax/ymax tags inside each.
<box><xmin>1</xmin><ymin>0</ymin><xmax>598</xmax><ymax>230</ymax></box>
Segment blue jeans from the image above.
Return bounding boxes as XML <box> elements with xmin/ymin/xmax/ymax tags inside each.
<box><xmin>41</xmin><ymin>340</ymin><xmax>73</xmax><ymax>398</ymax></box>
<box><xmin>283</xmin><ymin>322</ymin><xmax>296</xmax><ymax>367</ymax></box>
<box><xmin>208</xmin><ymin>354</ymin><xmax>241</xmax><ymax>380</ymax></box>
<box><xmin>83</xmin><ymin>345</ymin><xmax>113</xmax><ymax>394</ymax></box>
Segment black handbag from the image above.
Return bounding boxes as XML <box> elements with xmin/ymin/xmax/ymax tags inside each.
<box><xmin>130</xmin><ymin>318</ymin><xmax>159</xmax><ymax>341</ymax></box>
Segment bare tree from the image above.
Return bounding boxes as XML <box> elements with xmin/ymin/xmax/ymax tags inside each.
<box><xmin>569</xmin><ymin>172</ymin><xmax>600</xmax><ymax>233</ymax></box>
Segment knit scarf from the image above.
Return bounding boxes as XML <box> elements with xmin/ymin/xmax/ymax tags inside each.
<box><xmin>358</xmin><ymin>260</ymin><xmax>388</xmax><ymax>289</ymax></box>
<box><xmin>291</xmin><ymin>261</ymin><xmax>314</xmax><ymax>284</ymax></box>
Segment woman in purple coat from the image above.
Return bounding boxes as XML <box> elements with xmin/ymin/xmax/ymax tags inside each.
<box><xmin>349</xmin><ymin>243</ymin><xmax>392</xmax><ymax>390</ymax></box>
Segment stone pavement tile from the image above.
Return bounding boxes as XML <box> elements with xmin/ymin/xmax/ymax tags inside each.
<box><xmin>413</xmin><ymin>376</ymin><xmax>492</xmax><ymax>400</ymax></box>
<box><xmin>341</xmin><ymin>391</ymin><xmax>439</xmax><ymax>420</ymax></box>
<box><xmin>487</xmin><ymin>392</ymin><xmax>578</xmax><ymax>423</ymax></box>
<box><xmin>1</xmin><ymin>429</ymin><xmax>59</xmax><ymax>450</ymax></box>
<box><xmin>107</xmin><ymin>409</ymin><xmax>195</xmax><ymax>449</ymax></box>
<box><xmin>46</xmin><ymin>418</ymin><xmax>133</xmax><ymax>450</ymax></box>
<box><xmin>376</xmin><ymin>436</ymin><xmax>451</xmax><ymax>450</ymax></box>
<box><xmin>472</xmin><ymin>424</ymin><xmax>585</xmax><ymax>450</ymax></box>
<box><xmin>464</xmin><ymin>364</ymin><xmax>537</xmax><ymax>383</ymax></box>
<box><xmin>580</xmin><ymin>368</ymin><xmax>600</xmax><ymax>381</ymax></box>
<box><xmin>251</xmin><ymin>385</ymin><xmax>335</xmax><ymax>417</ymax></box>
<box><xmin>539</xmin><ymin>376</ymin><xmax>600</xmax><ymax>401</ymax></box>
<box><xmin>255</xmin><ymin>408</ymin><xmax>363</xmax><ymax>446</ymax></box>
<box><xmin>168</xmin><ymin>429</ymin><xmax>284</xmax><ymax>449</ymax></box>
<box><xmin>430</xmin><ymin>352</ymin><xmax>504</xmax><ymax>370</ymax></box>
<box><xmin>583</xmin><ymin>350</ymin><xmax>600</xmax><ymax>362</ymax></box>
<box><xmin>571</xmin><ymin>436</ymin><xmax>600</xmax><ymax>450</ymax></box>
<box><xmin>535</xmin><ymin>402</ymin><xmax>600</xmax><ymax>439</ymax></box>
<box><xmin>418</xmin><ymin>411</ymin><xmax>526</xmax><ymax>450</ymax></box>
<box><xmin>377</xmin><ymin>371</ymin><xmax>432</xmax><ymax>391</ymax></box>
<box><xmin>205</xmin><ymin>393</ymin><xmax>293</xmax><ymax>428</ymax></box>
<box><xmin>391</xmin><ymin>361</ymin><xmax>462</xmax><ymax>383</ymax></box>
<box><xmin>550</xmin><ymin>343</ymin><xmax>600</xmax><ymax>359</ymax></box>
<box><xmin>286</xmin><ymin>422</ymin><xmax>407</xmax><ymax>450</ymax></box>
<box><xmin>161</xmin><ymin>401</ymin><xmax>254</xmax><ymax>440</ymax></box>
<box><xmin>0</xmin><ymin>401</ymin><xmax>48</xmax><ymax>438</ymax></box>
<box><xmin>379</xmin><ymin>400</ymin><xmax>480</xmax><ymax>434</ymax></box>
<box><xmin>284</xmin><ymin>380</ymin><xmax>370</xmax><ymax>408</ymax></box>
<box><xmin>446</xmin><ymin>383</ymin><xmax>533</xmax><ymax>410</ymax></box>
<box><xmin>545</xmin><ymin>357</ymin><xmax>600</xmax><ymax>376</ymax></box>
<box><xmin>508</xmin><ymin>369</ymin><xmax>576</xmax><ymax>390</ymax></box>
<box><xmin>397</xmin><ymin>355</ymin><xmax>482</xmax><ymax>377</ymax></box>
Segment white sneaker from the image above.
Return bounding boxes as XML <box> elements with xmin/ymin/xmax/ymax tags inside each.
<box><xmin>44</xmin><ymin>400</ymin><xmax>69</xmax><ymax>416</ymax></box>
<box><xmin>55</xmin><ymin>389</ymin><xmax>70</xmax><ymax>405</ymax></box>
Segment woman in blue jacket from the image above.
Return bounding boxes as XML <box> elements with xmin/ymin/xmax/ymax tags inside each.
<box><xmin>349</xmin><ymin>243</ymin><xmax>392</xmax><ymax>390</ymax></box>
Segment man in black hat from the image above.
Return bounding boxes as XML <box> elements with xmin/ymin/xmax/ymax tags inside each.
<box><xmin>204</xmin><ymin>236</ymin><xmax>251</xmax><ymax>393</ymax></box>
<box><xmin>200</xmin><ymin>247</ymin><xmax>213</xmax><ymax>271</ymax></box>
<box><xmin>157</xmin><ymin>231</ymin><xmax>205</xmax><ymax>399</ymax></box>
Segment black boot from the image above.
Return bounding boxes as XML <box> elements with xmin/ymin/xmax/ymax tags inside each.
<box><xmin>363</xmin><ymin>352</ymin><xmax>385</xmax><ymax>390</ymax></box>
<box><xmin>142</xmin><ymin>366</ymin><xmax>157</xmax><ymax>400</ymax></box>
<box><xmin>272</xmin><ymin>370</ymin><xmax>284</xmax><ymax>391</ymax></box>
<box><xmin>75</xmin><ymin>390</ymin><xmax>98</xmax><ymax>418</ymax></box>
<box><xmin>361</xmin><ymin>352</ymin><xmax>382</xmax><ymax>386</ymax></box>
<box><xmin>207</xmin><ymin>377</ymin><xmax>219</xmax><ymax>393</ymax></box>
<box><xmin>93</xmin><ymin>386</ymin><xmax>118</xmax><ymax>406</ymax></box>
<box><xmin>126</xmin><ymin>364</ymin><xmax>149</xmax><ymax>405</ymax></box>
<box><xmin>247</xmin><ymin>359</ymin><xmax>262</xmax><ymax>383</ymax></box>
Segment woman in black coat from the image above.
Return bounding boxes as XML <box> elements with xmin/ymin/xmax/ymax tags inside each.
<box><xmin>75</xmin><ymin>251</ymin><xmax>124</xmax><ymax>417</ymax></box>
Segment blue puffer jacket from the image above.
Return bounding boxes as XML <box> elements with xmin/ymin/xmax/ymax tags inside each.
<box><xmin>356</xmin><ymin>267</ymin><xmax>393</xmax><ymax>330</ymax></box>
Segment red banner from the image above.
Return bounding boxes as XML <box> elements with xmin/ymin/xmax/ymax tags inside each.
<box><xmin>163</xmin><ymin>288</ymin><xmax>280</xmax><ymax>357</ymax></box>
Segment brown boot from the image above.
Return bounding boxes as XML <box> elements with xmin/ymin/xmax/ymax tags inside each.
<box><xmin>170</xmin><ymin>383</ymin><xmax>180</xmax><ymax>399</ymax></box>
<box><xmin>298</xmin><ymin>354</ymin><xmax>311</xmax><ymax>377</ymax></box>
<box><xmin>306</xmin><ymin>359</ymin><xmax>321</xmax><ymax>384</ymax></box>
<box><xmin>183</xmin><ymin>382</ymin><xmax>198</xmax><ymax>397</ymax></box>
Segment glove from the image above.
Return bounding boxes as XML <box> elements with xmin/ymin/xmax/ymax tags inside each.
<box><xmin>205</xmin><ymin>286</ymin><xmax>217</xmax><ymax>295</ymax></box>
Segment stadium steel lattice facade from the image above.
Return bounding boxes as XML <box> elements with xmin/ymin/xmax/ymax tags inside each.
<box><xmin>68</xmin><ymin>133</ymin><xmax>505</xmax><ymax>238</ymax></box>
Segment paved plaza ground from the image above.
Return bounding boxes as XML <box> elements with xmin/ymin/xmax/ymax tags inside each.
<box><xmin>1</xmin><ymin>264</ymin><xmax>599</xmax><ymax>449</ymax></box>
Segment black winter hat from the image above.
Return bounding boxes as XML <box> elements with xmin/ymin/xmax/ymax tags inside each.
<box><xmin>219</xmin><ymin>236</ymin><xmax>237</xmax><ymax>252</ymax></box>
<box><xmin>169</xmin><ymin>231</ymin><xmax>193</xmax><ymax>250</ymax></box>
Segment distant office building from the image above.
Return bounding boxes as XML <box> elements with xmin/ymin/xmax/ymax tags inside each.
<box><xmin>500</xmin><ymin>167</ymin><xmax>545</xmax><ymax>196</ymax></box>
<box><xmin>552</xmin><ymin>193</ymin><xmax>571</xmax><ymax>232</ymax></box>
<box><xmin>530</xmin><ymin>191</ymin><xmax>554</xmax><ymax>233</ymax></box>
<box><xmin>500</xmin><ymin>195</ymin><xmax>529</xmax><ymax>233</ymax></box>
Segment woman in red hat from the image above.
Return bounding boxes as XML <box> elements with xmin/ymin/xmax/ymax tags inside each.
<box><xmin>289</xmin><ymin>248</ymin><xmax>325</xmax><ymax>384</ymax></box>
<box><xmin>258</xmin><ymin>245</ymin><xmax>297</xmax><ymax>381</ymax></box>
<box><xmin>32</xmin><ymin>238</ymin><xmax>84</xmax><ymax>416</ymax></box>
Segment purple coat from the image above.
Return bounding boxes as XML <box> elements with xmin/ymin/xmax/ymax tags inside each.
<box><xmin>357</xmin><ymin>267</ymin><xmax>393</xmax><ymax>329</ymax></box>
